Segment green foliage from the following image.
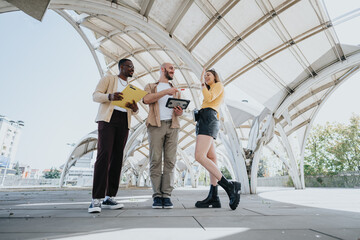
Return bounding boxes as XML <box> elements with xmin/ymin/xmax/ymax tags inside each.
<box><xmin>220</xmin><ymin>166</ymin><xmax>232</xmax><ymax>179</ymax></box>
<box><xmin>43</xmin><ymin>168</ymin><xmax>61</xmax><ymax>179</ymax></box>
<box><xmin>198</xmin><ymin>170</ymin><xmax>210</xmax><ymax>185</ymax></box>
<box><xmin>286</xmin><ymin>176</ymin><xmax>294</xmax><ymax>187</ymax></box>
<box><xmin>304</xmin><ymin>114</ymin><xmax>360</xmax><ymax>176</ymax></box>
<box><xmin>257</xmin><ymin>157</ymin><xmax>268</xmax><ymax>177</ymax></box>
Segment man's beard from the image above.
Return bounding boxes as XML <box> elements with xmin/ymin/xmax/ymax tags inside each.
<box><xmin>164</xmin><ymin>69</ymin><xmax>173</xmax><ymax>80</ymax></box>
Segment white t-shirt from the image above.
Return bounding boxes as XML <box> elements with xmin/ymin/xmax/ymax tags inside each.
<box><xmin>157</xmin><ymin>82</ymin><xmax>173</xmax><ymax>120</ymax></box>
<box><xmin>113</xmin><ymin>78</ymin><xmax>128</xmax><ymax>112</ymax></box>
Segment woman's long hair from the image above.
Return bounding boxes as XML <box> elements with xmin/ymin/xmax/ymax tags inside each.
<box><xmin>205</xmin><ymin>69</ymin><xmax>220</xmax><ymax>90</ymax></box>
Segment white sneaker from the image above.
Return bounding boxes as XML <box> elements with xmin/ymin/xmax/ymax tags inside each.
<box><xmin>102</xmin><ymin>197</ymin><xmax>124</xmax><ymax>210</ymax></box>
<box><xmin>88</xmin><ymin>199</ymin><xmax>101</xmax><ymax>213</ymax></box>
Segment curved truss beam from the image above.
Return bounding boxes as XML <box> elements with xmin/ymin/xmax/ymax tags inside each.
<box><xmin>188</xmin><ymin>0</ymin><xmax>240</xmax><ymax>51</ymax></box>
<box><xmin>166</xmin><ymin>0</ymin><xmax>193</xmax><ymax>36</ymax></box>
<box><xmin>6</xmin><ymin>0</ymin><xmax>358</xmax><ymax>194</ymax></box>
<box><xmin>140</xmin><ymin>0</ymin><xmax>155</xmax><ymax>18</ymax></box>
<box><xmin>50</xmin><ymin>0</ymin><xmax>202</xmax><ymax>75</ymax></box>
<box><xmin>54</xmin><ymin>10</ymin><xmax>104</xmax><ymax>77</ymax></box>
<box><xmin>90</xmin><ymin>12</ymin><xmax>202</xmax><ymax>107</ymax></box>
<box><xmin>205</xmin><ymin>0</ymin><xmax>301</xmax><ymax>69</ymax></box>
<box><xmin>275</xmin><ymin>51</ymin><xmax>360</xmax><ymax>118</ymax></box>
<box><xmin>298</xmin><ymin>65</ymin><xmax>360</xmax><ymax>188</ymax></box>
<box><xmin>59</xmin><ymin>131</ymin><xmax>98</xmax><ymax>187</ymax></box>
<box><xmin>223</xmin><ymin>21</ymin><xmax>333</xmax><ymax>86</ymax></box>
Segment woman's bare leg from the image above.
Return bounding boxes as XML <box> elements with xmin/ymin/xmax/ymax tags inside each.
<box><xmin>195</xmin><ymin>135</ymin><xmax>222</xmax><ymax>181</ymax></box>
<box><xmin>207</xmin><ymin>141</ymin><xmax>218</xmax><ymax>186</ymax></box>
<box><xmin>195</xmin><ymin>135</ymin><xmax>241</xmax><ymax>210</ymax></box>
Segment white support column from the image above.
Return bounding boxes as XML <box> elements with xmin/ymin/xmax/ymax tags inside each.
<box><xmin>177</xmin><ymin>148</ymin><xmax>197</xmax><ymax>188</ymax></box>
<box><xmin>250</xmin><ymin>142</ymin><xmax>264</xmax><ymax>194</ymax></box>
<box><xmin>219</xmin><ymin>105</ymin><xmax>250</xmax><ymax>194</ymax></box>
<box><xmin>266</xmin><ymin>145</ymin><xmax>291</xmax><ymax>170</ymax></box>
<box><xmin>266</xmin><ymin>144</ymin><xmax>299</xmax><ymax>187</ymax></box>
<box><xmin>276</xmin><ymin>124</ymin><xmax>302</xmax><ymax>189</ymax></box>
<box><xmin>136</xmin><ymin>157</ymin><xmax>149</xmax><ymax>187</ymax></box>
<box><xmin>248</xmin><ymin>113</ymin><xmax>274</xmax><ymax>193</ymax></box>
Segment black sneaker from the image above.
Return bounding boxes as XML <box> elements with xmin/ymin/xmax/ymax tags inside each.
<box><xmin>88</xmin><ymin>199</ymin><xmax>101</xmax><ymax>213</ymax></box>
<box><xmin>163</xmin><ymin>198</ymin><xmax>173</xmax><ymax>209</ymax></box>
<box><xmin>152</xmin><ymin>197</ymin><xmax>163</xmax><ymax>209</ymax></box>
<box><xmin>102</xmin><ymin>197</ymin><xmax>124</xmax><ymax>210</ymax></box>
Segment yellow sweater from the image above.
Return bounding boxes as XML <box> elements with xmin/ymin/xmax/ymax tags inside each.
<box><xmin>201</xmin><ymin>82</ymin><xmax>224</xmax><ymax>117</ymax></box>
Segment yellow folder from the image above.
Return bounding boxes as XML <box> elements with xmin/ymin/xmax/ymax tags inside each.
<box><xmin>112</xmin><ymin>84</ymin><xmax>148</xmax><ymax>109</ymax></box>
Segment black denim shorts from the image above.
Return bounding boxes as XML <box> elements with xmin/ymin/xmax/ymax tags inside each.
<box><xmin>195</xmin><ymin>108</ymin><xmax>220</xmax><ymax>140</ymax></box>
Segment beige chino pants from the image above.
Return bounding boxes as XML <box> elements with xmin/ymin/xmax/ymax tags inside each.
<box><xmin>147</xmin><ymin>120</ymin><xmax>179</xmax><ymax>198</ymax></box>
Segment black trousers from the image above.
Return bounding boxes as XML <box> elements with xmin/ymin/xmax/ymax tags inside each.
<box><xmin>92</xmin><ymin>110</ymin><xmax>129</xmax><ymax>199</ymax></box>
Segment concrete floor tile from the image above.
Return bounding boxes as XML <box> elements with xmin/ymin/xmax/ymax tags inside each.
<box><xmin>0</xmin><ymin>187</ymin><xmax>359</xmax><ymax>240</ymax></box>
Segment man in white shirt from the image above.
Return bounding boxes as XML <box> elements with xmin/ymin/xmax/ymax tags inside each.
<box><xmin>143</xmin><ymin>63</ymin><xmax>183</xmax><ymax>209</ymax></box>
<box><xmin>89</xmin><ymin>59</ymin><xmax>138</xmax><ymax>213</ymax></box>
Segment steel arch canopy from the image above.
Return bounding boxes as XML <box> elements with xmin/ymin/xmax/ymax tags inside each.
<box><xmin>2</xmin><ymin>0</ymin><xmax>360</xmax><ymax>193</ymax></box>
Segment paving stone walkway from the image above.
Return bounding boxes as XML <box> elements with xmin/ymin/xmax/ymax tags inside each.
<box><xmin>0</xmin><ymin>187</ymin><xmax>359</xmax><ymax>240</ymax></box>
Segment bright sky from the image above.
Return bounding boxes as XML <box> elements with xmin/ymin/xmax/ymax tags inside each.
<box><xmin>0</xmin><ymin>0</ymin><xmax>359</xmax><ymax>170</ymax></box>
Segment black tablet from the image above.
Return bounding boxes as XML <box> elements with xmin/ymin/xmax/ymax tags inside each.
<box><xmin>165</xmin><ymin>98</ymin><xmax>190</xmax><ymax>109</ymax></box>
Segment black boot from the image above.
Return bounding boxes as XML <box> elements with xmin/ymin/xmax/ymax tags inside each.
<box><xmin>195</xmin><ymin>185</ymin><xmax>221</xmax><ymax>208</ymax></box>
<box><xmin>217</xmin><ymin>176</ymin><xmax>241</xmax><ymax>210</ymax></box>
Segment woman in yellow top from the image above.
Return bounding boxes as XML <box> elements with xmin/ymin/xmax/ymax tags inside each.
<box><xmin>194</xmin><ymin>68</ymin><xmax>241</xmax><ymax>210</ymax></box>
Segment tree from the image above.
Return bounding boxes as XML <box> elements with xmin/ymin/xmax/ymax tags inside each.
<box><xmin>257</xmin><ymin>157</ymin><xmax>268</xmax><ymax>177</ymax></box>
<box><xmin>304</xmin><ymin>114</ymin><xmax>360</xmax><ymax>176</ymax></box>
<box><xmin>220</xmin><ymin>166</ymin><xmax>232</xmax><ymax>179</ymax></box>
<box><xmin>44</xmin><ymin>168</ymin><xmax>61</xmax><ymax>179</ymax></box>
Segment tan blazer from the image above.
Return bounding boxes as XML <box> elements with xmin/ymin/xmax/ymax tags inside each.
<box><xmin>144</xmin><ymin>82</ymin><xmax>181</xmax><ymax>129</ymax></box>
<box><xmin>93</xmin><ymin>75</ymin><xmax>138</xmax><ymax>129</ymax></box>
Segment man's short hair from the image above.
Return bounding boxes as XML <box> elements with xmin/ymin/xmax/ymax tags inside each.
<box><xmin>118</xmin><ymin>58</ymin><xmax>131</xmax><ymax>70</ymax></box>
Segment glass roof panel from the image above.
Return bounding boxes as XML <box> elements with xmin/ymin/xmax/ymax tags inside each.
<box><xmin>119</xmin><ymin>34</ymin><xmax>142</xmax><ymax>49</ymax></box>
<box><xmin>88</xmin><ymin>17</ymin><xmax>115</xmax><ymax>32</ymax></box>
<box><xmin>117</xmin><ymin>0</ymin><xmax>142</xmax><ymax>11</ymax></box>
<box><xmin>173</xmin><ymin>3</ymin><xmax>209</xmax><ymax>45</ymax></box>
<box><xmin>334</xmin><ymin>18</ymin><xmax>360</xmax><ymax>46</ymax></box>
<box><xmin>192</xmin><ymin>27</ymin><xmax>230</xmax><ymax>65</ymax></box>
<box><xmin>152</xmin><ymin>50</ymin><xmax>172</xmax><ymax>63</ymax></box>
<box><xmin>243</xmin><ymin>22</ymin><xmax>284</xmax><ymax>57</ymax></box>
<box><xmin>137</xmin><ymin>51</ymin><xmax>158</xmax><ymax>69</ymax></box>
<box><xmin>296</xmin><ymin>32</ymin><xmax>334</xmax><ymax>65</ymax></box>
<box><xmin>264</xmin><ymin>49</ymin><xmax>305</xmax><ymax>85</ymax></box>
<box><xmin>212</xmin><ymin>48</ymin><xmax>250</xmax><ymax>80</ymax></box>
<box><xmin>268</xmin><ymin>0</ymin><xmax>290</xmax><ymax>9</ymax></box>
<box><xmin>223</xmin><ymin>0</ymin><xmax>264</xmax><ymax>35</ymax></box>
<box><xmin>231</xmin><ymin>67</ymin><xmax>286</xmax><ymax>110</ymax></box>
<box><xmin>277</xmin><ymin>0</ymin><xmax>320</xmax><ymax>38</ymax></box>
<box><xmin>134</xmin><ymin>32</ymin><xmax>155</xmax><ymax>45</ymax></box>
<box><xmin>149</xmin><ymin>0</ymin><xmax>184</xmax><ymax>28</ymax></box>
<box><xmin>207</xmin><ymin>0</ymin><xmax>228</xmax><ymax>11</ymax></box>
